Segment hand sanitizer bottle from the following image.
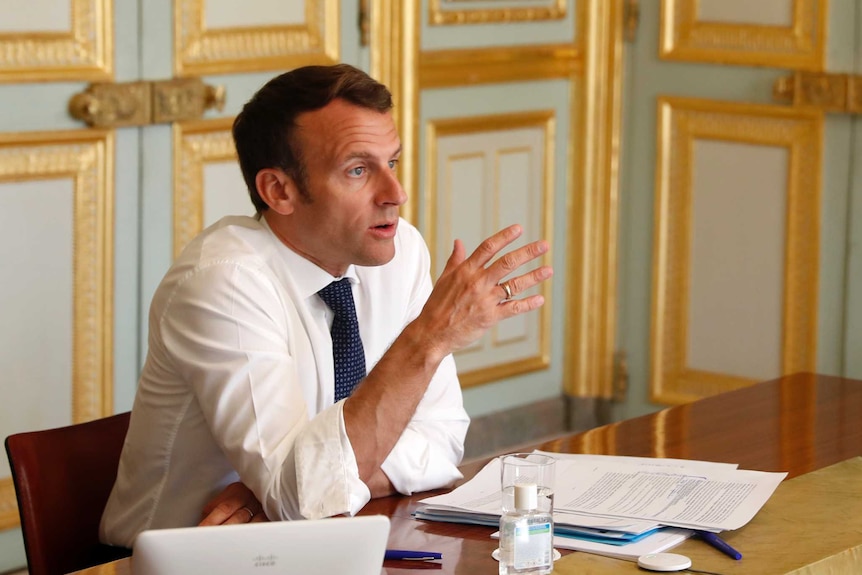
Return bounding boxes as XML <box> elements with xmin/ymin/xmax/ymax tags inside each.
<box><xmin>499</xmin><ymin>482</ymin><xmax>553</xmax><ymax>574</ymax></box>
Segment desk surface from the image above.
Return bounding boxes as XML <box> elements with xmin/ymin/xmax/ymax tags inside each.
<box><xmin>72</xmin><ymin>372</ymin><xmax>862</xmax><ymax>575</ymax></box>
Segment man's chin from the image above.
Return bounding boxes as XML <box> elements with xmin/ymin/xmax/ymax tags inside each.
<box><xmin>359</xmin><ymin>247</ymin><xmax>397</xmax><ymax>268</ymax></box>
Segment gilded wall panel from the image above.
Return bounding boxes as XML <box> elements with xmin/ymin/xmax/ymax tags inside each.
<box><xmin>173</xmin><ymin>118</ymin><xmax>237</xmax><ymax>258</ymax></box>
<box><xmin>425</xmin><ymin>112</ymin><xmax>554</xmax><ymax>387</ymax></box>
<box><xmin>0</xmin><ymin>0</ymin><xmax>112</xmax><ymax>82</ymax></box>
<box><xmin>0</xmin><ymin>129</ymin><xmax>114</xmax><ymax>529</ymax></box>
<box><xmin>660</xmin><ymin>0</ymin><xmax>826</xmax><ymax>70</ymax></box>
<box><xmin>175</xmin><ymin>0</ymin><xmax>339</xmax><ymax>76</ymax></box>
<box><xmin>651</xmin><ymin>97</ymin><xmax>821</xmax><ymax>404</ymax></box>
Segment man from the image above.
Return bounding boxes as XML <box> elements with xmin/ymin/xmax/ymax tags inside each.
<box><xmin>100</xmin><ymin>64</ymin><xmax>552</xmax><ymax>547</ymax></box>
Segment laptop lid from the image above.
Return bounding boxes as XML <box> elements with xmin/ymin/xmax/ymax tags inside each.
<box><xmin>132</xmin><ymin>515</ymin><xmax>390</xmax><ymax>575</ymax></box>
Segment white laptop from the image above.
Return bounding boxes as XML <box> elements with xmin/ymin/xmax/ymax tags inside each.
<box><xmin>132</xmin><ymin>515</ymin><xmax>390</xmax><ymax>575</ymax></box>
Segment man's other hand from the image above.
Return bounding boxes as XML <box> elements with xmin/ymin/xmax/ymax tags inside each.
<box><xmin>199</xmin><ymin>481</ymin><xmax>269</xmax><ymax>525</ymax></box>
<box><xmin>421</xmin><ymin>224</ymin><xmax>552</xmax><ymax>357</ymax></box>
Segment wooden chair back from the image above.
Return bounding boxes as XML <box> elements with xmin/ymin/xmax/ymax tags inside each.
<box><xmin>5</xmin><ymin>412</ymin><xmax>132</xmax><ymax>575</ymax></box>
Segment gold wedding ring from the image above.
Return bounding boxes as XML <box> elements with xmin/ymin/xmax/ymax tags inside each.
<box><xmin>500</xmin><ymin>281</ymin><xmax>513</xmax><ymax>301</ymax></box>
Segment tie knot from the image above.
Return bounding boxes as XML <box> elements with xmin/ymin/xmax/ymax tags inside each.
<box><xmin>317</xmin><ymin>278</ymin><xmax>356</xmax><ymax>316</ymax></box>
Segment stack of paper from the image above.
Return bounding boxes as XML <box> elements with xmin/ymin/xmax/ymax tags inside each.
<box><xmin>415</xmin><ymin>452</ymin><xmax>786</xmax><ymax>560</ymax></box>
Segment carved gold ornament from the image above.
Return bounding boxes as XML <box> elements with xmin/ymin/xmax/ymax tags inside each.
<box><xmin>69</xmin><ymin>78</ymin><xmax>226</xmax><ymax>128</ymax></box>
<box><xmin>774</xmin><ymin>72</ymin><xmax>862</xmax><ymax>115</ymax></box>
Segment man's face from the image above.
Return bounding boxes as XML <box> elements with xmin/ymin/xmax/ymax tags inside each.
<box><xmin>276</xmin><ymin>99</ymin><xmax>406</xmax><ymax>277</ymax></box>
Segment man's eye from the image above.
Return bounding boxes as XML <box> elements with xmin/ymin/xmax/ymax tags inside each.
<box><xmin>348</xmin><ymin>167</ymin><xmax>365</xmax><ymax>176</ymax></box>
<box><xmin>388</xmin><ymin>160</ymin><xmax>399</xmax><ymax>170</ymax></box>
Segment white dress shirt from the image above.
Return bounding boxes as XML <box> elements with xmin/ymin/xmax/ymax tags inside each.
<box><xmin>100</xmin><ymin>215</ymin><xmax>469</xmax><ymax>548</ymax></box>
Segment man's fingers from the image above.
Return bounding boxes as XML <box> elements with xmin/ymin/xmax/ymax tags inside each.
<box><xmin>198</xmin><ymin>501</ymin><xmax>236</xmax><ymax>526</ymax></box>
<box><xmin>197</xmin><ymin>481</ymin><xmax>264</xmax><ymax>526</ymax></box>
<box><xmin>199</xmin><ymin>502</ymin><xmax>262</xmax><ymax>526</ymax></box>
<box><xmin>440</xmin><ymin>239</ymin><xmax>467</xmax><ymax>279</ymax></box>
<box><xmin>487</xmin><ymin>239</ymin><xmax>549</xmax><ymax>283</ymax></box>
<box><xmin>465</xmin><ymin>224</ymin><xmax>523</xmax><ymax>269</ymax></box>
<box><xmin>499</xmin><ymin>264</ymin><xmax>553</xmax><ymax>301</ymax></box>
<box><xmin>500</xmin><ymin>293</ymin><xmax>546</xmax><ymax>316</ymax></box>
<box><xmin>421</xmin><ymin>225</ymin><xmax>552</xmax><ymax>356</ymax></box>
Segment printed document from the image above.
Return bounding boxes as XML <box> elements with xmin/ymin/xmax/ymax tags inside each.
<box><xmin>418</xmin><ymin>453</ymin><xmax>785</xmax><ymax>532</ymax></box>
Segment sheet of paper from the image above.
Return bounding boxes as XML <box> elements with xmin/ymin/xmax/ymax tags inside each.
<box><xmin>553</xmin><ymin>459</ymin><xmax>786</xmax><ymax>530</ymax></box>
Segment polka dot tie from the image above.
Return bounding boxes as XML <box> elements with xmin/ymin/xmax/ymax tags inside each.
<box><xmin>318</xmin><ymin>278</ymin><xmax>366</xmax><ymax>401</ymax></box>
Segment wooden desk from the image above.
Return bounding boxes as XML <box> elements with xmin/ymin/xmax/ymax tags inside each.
<box><xmin>71</xmin><ymin>372</ymin><xmax>862</xmax><ymax>574</ymax></box>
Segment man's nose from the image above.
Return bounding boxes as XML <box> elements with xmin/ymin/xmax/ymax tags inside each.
<box><xmin>378</xmin><ymin>168</ymin><xmax>407</xmax><ymax>206</ymax></box>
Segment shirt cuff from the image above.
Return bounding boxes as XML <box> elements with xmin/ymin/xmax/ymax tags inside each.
<box><xmin>380</xmin><ymin>414</ymin><xmax>467</xmax><ymax>495</ymax></box>
<box><xmin>294</xmin><ymin>400</ymin><xmax>371</xmax><ymax>519</ymax></box>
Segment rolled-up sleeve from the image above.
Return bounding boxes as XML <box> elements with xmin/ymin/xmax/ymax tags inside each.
<box><xmin>379</xmin><ymin>356</ymin><xmax>469</xmax><ymax>494</ymax></box>
<box><xmin>294</xmin><ymin>401</ymin><xmax>371</xmax><ymax>518</ymax></box>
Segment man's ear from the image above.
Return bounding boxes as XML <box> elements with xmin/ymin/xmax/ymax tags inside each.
<box><xmin>255</xmin><ymin>168</ymin><xmax>299</xmax><ymax>215</ymax></box>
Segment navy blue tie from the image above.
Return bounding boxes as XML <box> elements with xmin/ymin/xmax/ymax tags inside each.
<box><xmin>318</xmin><ymin>278</ymin><xmax>366</xmax><ymax>401</ymax></box>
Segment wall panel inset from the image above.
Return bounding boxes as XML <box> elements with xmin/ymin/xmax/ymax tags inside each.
<box><xmin>425</xmin><ymin>111</ymin><xmax>554</xmax><ymax>387</ymax></box>
<box><xmin>0</xmin><ymin>130</ymin><xmax>114</xmax><ymax>529</ymax></box>
<box><xmin>687</xmin><ymin>141</ymin><xmax>787</xmax><ymax>380</ymax></box>
<box><xmin>651</xmin><ymin>98</ymin><xmax>821</xmax><ymax>404</ymax></box>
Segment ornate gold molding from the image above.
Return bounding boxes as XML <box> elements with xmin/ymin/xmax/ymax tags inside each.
<box><xmin>0</xmin><ymin>129</ymin><xmax>114</xmax><ymax>529</ymax></box>
<box><xmin>371</xmin><ymin>0</ymin><xmax>420</xmax><ymax>226</ymax></box>
<box><xmin>419</xmin><ymin>44</ymin><xmax>581</xmax><ymax>88</ymax></box>
<box><xmin>424</xmin><ymin>111</ymin><xmax>554</xmax><ymax>388</ymax></box>
<box><xmin>428</xmin><ymin>0</ymin><xmax>566</xmax><ymax>25</ymax></box>
<box><xmin>660</xmin><ymin>0</ymin><xmax>826</xmax><ymax>70</ymax></box>
<box><xmin>173</xmin><ymin>118</ymin><xmax>236</xmax><ymax>258</ymax></box>
<box><xmin>174</xmin><ymin>0</ymin><xmax>339</xmax><ymax>76</ymax></box>
<box><xmin>651</xmin><ymin>97</ymin><xmax>821</xmax><ymax>404</ymax></box>
<box><xmin>0</xmin><ymin>0</ymin><xmax>113</xmax><ymax>82</ymax></box>
<box><xmin>564</xmin><ymin>0</ymin><xmax>624</xmax><ymax>399</ymax></box>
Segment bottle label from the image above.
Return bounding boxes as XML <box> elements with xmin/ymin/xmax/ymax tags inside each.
<box><xmin>513</xmin><ymin>521</ymin><xmax>552</xmax><ymax>570</ymax></box>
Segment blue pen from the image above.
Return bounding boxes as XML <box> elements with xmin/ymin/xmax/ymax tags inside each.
<box><xmin>384</xmin><ymin>549</ymin><xmax>443</xmax><ymax>561</ymax></box>
<box><xmin>697</xmin><ymin>531</ymin><xmax>742</xmax><ymax>560</ymax></box>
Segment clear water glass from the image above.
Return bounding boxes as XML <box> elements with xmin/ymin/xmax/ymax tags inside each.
<box><xmin>500</xmin><ymin>452</ymin><xmax>556</xmax><ymax>515</ymax></box>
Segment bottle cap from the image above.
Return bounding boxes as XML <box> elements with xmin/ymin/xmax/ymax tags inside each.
<box><xmin>514</xmin><ymin>483</ymin><xmax>538</xmax><ymax>510</ymax></box>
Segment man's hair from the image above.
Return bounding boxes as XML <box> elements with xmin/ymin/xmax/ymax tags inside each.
<box><xmin>232</xmin><ymin>64</ymin><xmax>394</xmax><ymax>212</ymax></box>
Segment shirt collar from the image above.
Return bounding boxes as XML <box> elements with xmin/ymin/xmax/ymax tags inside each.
<box><xmin>258</xmin><ymin>215</ymin><xmax>360</xmax><ymax>300</ymax></box>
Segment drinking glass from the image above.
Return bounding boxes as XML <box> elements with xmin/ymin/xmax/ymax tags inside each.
<box><xmin>500</xmin><ymin>452</ymin><xmax>556</xmax><ymax>515</ymax></box>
